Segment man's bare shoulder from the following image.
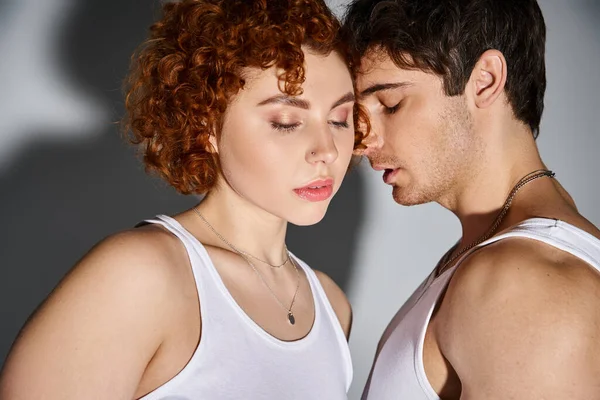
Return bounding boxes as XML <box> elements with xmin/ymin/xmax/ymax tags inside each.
<box><xmin>435</xmin><ymin>237</ymin><xmax>600</xmax><ymax>399</ymax></box>
<box><xmin>443</xmin><ymin>236</ymin><xmax>600</xmax><ymax>303</ymax></box>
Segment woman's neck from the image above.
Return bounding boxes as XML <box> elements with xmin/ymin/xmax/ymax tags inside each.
<box><xmin>192</xmin><ymin>186</ymin><xmax>289</xmax><ymax>265</ymax></box>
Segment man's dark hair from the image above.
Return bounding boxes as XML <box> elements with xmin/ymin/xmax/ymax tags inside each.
<box><xmin>343</xmin><ymin>0</ymin><xmax>546</xmax><ymax>138</ymax></box>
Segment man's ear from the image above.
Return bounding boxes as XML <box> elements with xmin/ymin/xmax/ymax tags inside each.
<box><xmin>468</xmin><ymin>49</ymin><xmax>508</xmax><ymax>109</ymax></box>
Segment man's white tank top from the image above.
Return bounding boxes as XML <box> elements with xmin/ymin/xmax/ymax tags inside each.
<box><xmin>362</xmin><ymin>218</ymin><xmax>600</xmax><ymax>399</ymax></box>
<box><xmin>139</xmin><ymin>215</ymin><xmax>352</xmax><ymax>400</ymax></box>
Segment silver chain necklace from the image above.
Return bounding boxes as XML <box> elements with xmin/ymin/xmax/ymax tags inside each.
<box><xmin>238</xmin><ymin>247</ymin><xmax>290</xmax><ymax>269</ymax></box>
<box><xmin>192</xmin><ymin>207</ymin><xmax>301</xmax><ymax>325</ymax></box>
<box><xmin>436</xmin><ymin>169</ymin><xmax>555</xmax><ymax>277</ymax></box>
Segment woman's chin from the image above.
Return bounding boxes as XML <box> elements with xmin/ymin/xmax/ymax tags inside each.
<box><xmin>286</xmin><ymin>205</ymin><xmax>329</xmax><ymax>227</ymax></box>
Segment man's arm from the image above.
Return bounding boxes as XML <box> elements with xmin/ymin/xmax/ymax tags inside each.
<box><xmin>436</xmin><ymin>239</ymin><xmax>600</xmax><ymax>399</ymax></box>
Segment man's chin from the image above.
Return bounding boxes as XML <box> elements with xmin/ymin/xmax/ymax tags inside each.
<box><xmin>391</xmin><ymin>186</ymin><xmax>431</xmax><ymax>206</ymax></box>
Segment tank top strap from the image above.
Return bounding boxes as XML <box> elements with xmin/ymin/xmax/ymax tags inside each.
<box><xmin>442</xmin><ymin>217</ymin><xmax>600</xmax><ymax>280</ymax></box>
<box><xmin>291</xmin><ymin>254</ymin><xmax>353</xmax><ymax>389</ymax></box>
<box><xmin>144</xmin><ymin>214</ymin><xmax>214</xmax><ymax>277</ymax></box>
<box><xmin>487</xmin><ymin>218</ymin><xmax>600</xmax><ymax>269</ymax></box>
<box><xmin>142</xmin><ymin>214</ymin><xmax>232</xmax><ymax>318</ymax></box>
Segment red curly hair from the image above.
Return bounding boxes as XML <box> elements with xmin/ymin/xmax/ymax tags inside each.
<box><xmin>124</xmin><ymin>0</ymin><xmax>367</xmax><ymax>195</ymax></box>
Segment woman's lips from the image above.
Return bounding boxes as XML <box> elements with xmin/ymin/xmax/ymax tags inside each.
<box><xmin>293</xmin><ymin>178</ymin><xmax>334</xmax><ymax>202</ymax></box>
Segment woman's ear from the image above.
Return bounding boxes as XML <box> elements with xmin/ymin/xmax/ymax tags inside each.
<box><xmin>207</xmin><ymin>132</ymin><xmax>218</xmax><ymax>154</ymax></box>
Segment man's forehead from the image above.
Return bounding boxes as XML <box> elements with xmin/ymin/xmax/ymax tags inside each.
<box><xmin>356</xmin><ymin>51</ymin><xmax>412</xmax><ymax>92</ymax></box>
<box><xmin>358</xmin><ymin>48</ymin><xmax>394</xmax><ymax>72</ymax></box>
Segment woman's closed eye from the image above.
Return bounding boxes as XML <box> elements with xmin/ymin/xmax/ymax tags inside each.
<box><xmin>328</xmin><ymin>108</ymin><xmax>352</xmax><ymax>129</ymax></box>
<box><xmin>329</xmin><ymin>120</ymin><xmax>350</xmax><ymax>129</ymax></box>
<box><xmin>271</xmin><ymin>121</ymin><xmax>301</xmax><ymax>133</ymax></box>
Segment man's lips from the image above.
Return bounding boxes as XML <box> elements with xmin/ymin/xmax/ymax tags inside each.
<box><xmin>293</xmin><ymin>178</ymin><xmax>334</xmax><ymax>202</ymax></box>
<box><xmin>383</xmin><ymin>168</ymin><xmax>400</xmax><ymax>184</ymax></box>
<box><xmin>371</xmin><ymin>164</ymin><xmax>387</xmax><ymax>171</ymax></box>
<box><xmin>371</xmin><ymin>164</ymin><xmax>401</xmax><ymax>184</ymax></box>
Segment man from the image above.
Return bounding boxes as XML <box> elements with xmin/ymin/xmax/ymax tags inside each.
<box><xmin>343</xmin><ymin>0</ymin><xmax>600</xmax><ymax>398</ymax></box>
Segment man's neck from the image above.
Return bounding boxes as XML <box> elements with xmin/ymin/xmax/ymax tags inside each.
<box><xmin>439</xmin><ymin>123</ymin><xmax>549</xmax><ymax>249</ymax></box>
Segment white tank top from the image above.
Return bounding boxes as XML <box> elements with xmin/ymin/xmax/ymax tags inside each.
<box><xmin>139</xmin><ymin>215</ymin><xmax>353</xmax><ymax>400</ymax></box>
<box><xmin>362</xmin><ymin>217</ymin><xmax>600</xmax><ymax>400</ymax></box>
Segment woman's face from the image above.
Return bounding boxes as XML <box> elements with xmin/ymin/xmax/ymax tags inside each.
<box><xmin>213</xmin><ymin>49</ymin><xmax>355</xmax><ymax>226</ymax></box>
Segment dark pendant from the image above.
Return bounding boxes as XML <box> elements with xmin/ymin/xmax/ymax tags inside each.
<box><xmin>288</xmin><ymin>312</ymin><xmax>296</xmax><ymax>325</ymax></box>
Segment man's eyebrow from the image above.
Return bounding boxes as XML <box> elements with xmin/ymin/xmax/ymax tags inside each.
<box><xmin>257</xmin><ymin>95</ymin><xmax>310</xmax><ymax>109</ymax></box>
<box><xmin>331</xmin><ymin>92</ymin><xmax>355</xmax><ymax>110</ymax></box>
<box><xmin>360</xmin><ymin>81</ymin><xmax>414</xmax><ymax>96</ymax></box>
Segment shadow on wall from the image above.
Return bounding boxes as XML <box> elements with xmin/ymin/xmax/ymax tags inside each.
<box><xmin>583</xmin><ymin>0</ymin><xmax>600</xmax><ymax>29</ymax></box>
<box><xmin>0</xmin><ymin>0</ymin><xmax>364</xmax><ymax>367</ymax></box>
<box><xmin>586</xmin><ymin>0</ymin><xmax>599</xmax><ymax>15</ymax></box>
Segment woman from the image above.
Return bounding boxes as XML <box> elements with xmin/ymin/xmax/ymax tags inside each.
<box><xmin>0</xmin><ymin>0</ymin><xmax>366</xmax><ymax>399</ymax></box>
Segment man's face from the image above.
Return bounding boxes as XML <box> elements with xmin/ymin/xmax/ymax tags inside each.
<box><xmin>355</xmin><ymin>50</ymin><xmax>482</xmax><ymax>206</ymax></box>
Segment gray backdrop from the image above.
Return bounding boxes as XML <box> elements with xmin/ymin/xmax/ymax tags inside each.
<box><xmin>0</xmin><ymin>1</ymin><xmax>598</xmax><ymax>399</ymax></box>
